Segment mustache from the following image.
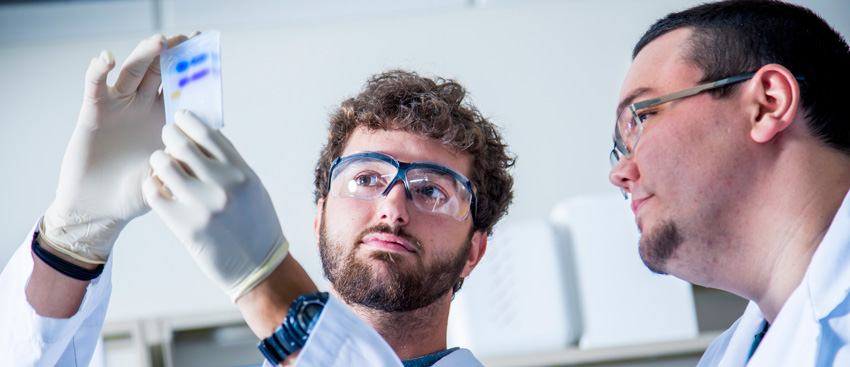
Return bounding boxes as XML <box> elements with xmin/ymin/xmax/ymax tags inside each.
<box><xmin>355</xmin><ymin>223</ymin><xmax>423</xmax><ymax>253</ymax></box>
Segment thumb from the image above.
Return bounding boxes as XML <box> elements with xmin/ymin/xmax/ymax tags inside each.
<box><xmin>83</xmin><ymin>50</ymin><xmax>115</xmax><ymax>103</ymax></box>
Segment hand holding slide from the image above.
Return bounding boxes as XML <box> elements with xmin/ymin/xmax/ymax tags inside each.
<box><xmin>143</xmin><ymin>111</ymin><xmax>289</xmax><ymax>301</ymax></box>
<box><xmin>42</xmin><ymin>34</ymin><xmax>189</xmax><ymax>264</ymax></box>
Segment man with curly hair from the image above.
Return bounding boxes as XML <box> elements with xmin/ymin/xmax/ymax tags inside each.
<box><xmin>237</xmin><ymin>69</ymin><xmax>515</xmax><ymax>366</ymax></box>
<box><xmin>0</xmin><ymin>28</ymin><xmax>513</xmax><ymax>366</ymax></box>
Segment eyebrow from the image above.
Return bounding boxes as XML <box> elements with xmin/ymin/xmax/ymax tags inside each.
<box><xmin>616</xmin><ymin>87</ymin><xmax>653</xmax><ymax>117</ymax></box>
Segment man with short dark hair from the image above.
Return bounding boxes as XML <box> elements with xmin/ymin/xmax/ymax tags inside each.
<box><xmin>609</xmin><ymin>1</ymin><xmax>850</xmax><ymax>365</ymax></box>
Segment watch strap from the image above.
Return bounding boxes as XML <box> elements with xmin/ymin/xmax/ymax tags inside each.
<box><xmin>258</xmin><ymin>292</ymin><xmax>329</xmax><ymax>365</ymax></box>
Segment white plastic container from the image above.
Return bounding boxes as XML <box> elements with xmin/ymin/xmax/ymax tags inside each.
<box><xmin>447</xmin><ymin>220</ymin><xmax>581</xmax><ymax>358</ymax></box>
<box><xmin>549</xmin><ymin>194</ymin><xmax>698</xmax><ymax>349</ymax></box>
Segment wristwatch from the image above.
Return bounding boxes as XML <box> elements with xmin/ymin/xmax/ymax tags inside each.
<box><xmin>258</xmin><ymin>292</ymin><xmax>329</xmax><ymax>365</ymax></box>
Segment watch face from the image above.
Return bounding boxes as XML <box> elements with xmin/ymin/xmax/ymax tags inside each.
<box><xmin>259</xmin><ymin>292</ymin><xmax>329</xmax><ymax>366</ymax></box>
<box><xmin>296</xmin><ymin>299</ymin><xmax>326</xmax><ymax>333</ymax></box>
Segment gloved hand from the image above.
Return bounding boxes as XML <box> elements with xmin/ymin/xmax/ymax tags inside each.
<box><xmin>41</xmin><ymin>34</ymin><xmax>190</xmax><ymax>264</ymax></box>
<box><xmin>143</xmin><ymin>111</ymin><xmax>289</xmax><ymax>301</ymax></box>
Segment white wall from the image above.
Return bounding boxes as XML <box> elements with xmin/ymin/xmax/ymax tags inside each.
<box><xmin>1</xmin><ymin>0</ymin><xmax>848</xmax><ymax>326</ymax></box>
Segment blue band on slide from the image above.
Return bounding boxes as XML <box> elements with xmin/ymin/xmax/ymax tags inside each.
<box><xmin>31</xmin><ymin>231</ymin><xmax>104</xmax><ymax>281</ymax></box>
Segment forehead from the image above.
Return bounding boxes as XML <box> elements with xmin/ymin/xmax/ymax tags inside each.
<box><xmin>619</xmin><ymin>28</ymin><xmax>703</xmax><ymax>107</ymax></box>
<box><xmin>340</xmin><ymin>127</ymin><xmax>473</xmax><ymax>178</ymax></box>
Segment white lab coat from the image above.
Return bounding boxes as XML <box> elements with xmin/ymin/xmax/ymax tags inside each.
<box><xmin>698</xmin><ymin>189</ymin><xmax>850</xmax><ymax>367</ymax></box>
<box><xmin>0</xmin><ymin>221</ymin><xmax>483</xmax><ymax>367</ymax></box>
<box><xmin>286</xmin><ymin>295</ymin><xmax>484</xmax><ymax>367</ymax></box>
<box><xmin>0</xmin><ymin>223</ymin><xmax>113</xmax><ymax>367</ymax></box>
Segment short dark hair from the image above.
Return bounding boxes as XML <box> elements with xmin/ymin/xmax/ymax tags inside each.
<box><xmin>314</xmin><ymin>70</ymin><xmax>515</xmax><ymax>235</ymax></box>
<box><xmin>634</xmin><ymin>0</ymin><xmax>850</xmax><ymax>155</ymax></box>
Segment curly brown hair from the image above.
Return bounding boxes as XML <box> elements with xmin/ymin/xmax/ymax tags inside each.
<box><xmin>314</xmin><ymin>70</ymin><xmax>514</xmax><ymax>235</ymax></box>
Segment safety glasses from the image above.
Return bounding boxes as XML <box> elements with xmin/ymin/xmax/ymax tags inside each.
<box><xmin>328</xmin><ymin>151</ymin><xmax>476</xmax><ymax>221</ymax></box>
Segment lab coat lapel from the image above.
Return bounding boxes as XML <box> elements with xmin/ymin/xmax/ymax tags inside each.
<box><xmin>714</xmin><ymin>302</ymin><xmax>764</xmax><ymax>367</ymax></box>
<box><xmin>747</xmin><ymin>285</ymin><xmax>818</xmax><ymax>367</ymax></box>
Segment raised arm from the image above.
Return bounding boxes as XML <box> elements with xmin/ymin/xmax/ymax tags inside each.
<box><xmin>26</xmin><ymin>33</ymin><xmax>188</xmax><ymax>316</ymax></box>
<box><xmin>0</xmin><ymin>34</ymin><xmax>199</xmax><ymax>367</ymax></box>
<box><xmin>142</xmin><ymin>111</ymin><xmax>318</xmax><ymax>337</ymax></box>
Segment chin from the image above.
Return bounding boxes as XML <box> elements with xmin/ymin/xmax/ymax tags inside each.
<box><xmin>638</xmin><ymin>220</ymin><xmax>682</xmax><ymax>275</ymax></box>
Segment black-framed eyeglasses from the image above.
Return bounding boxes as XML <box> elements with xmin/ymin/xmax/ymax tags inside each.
<box><xmin>609</xmin><ymin>72</ymin><xmax>804</xmax><ymax>199</ymax></box>
<box><xmin>328</xmin><ymin>151</ymin><xmax>477</xmax><ymax>221</ymax></box>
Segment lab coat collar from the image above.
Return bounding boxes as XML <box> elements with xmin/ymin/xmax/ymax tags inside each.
<box><xmin>806</xmin><ymin>189</ymin><xmax>850</xmax><ymax>319</ymax></box>
<box><xmin>431</xmin><ymin>348</ymin><xmax>484</xmax><ymax>367</ymax></box>
<box><xmin>712</xmin><ymin>188</ymin><xmax>850</xmax><ymax>366</ymax></box>
<box><xmin>715</xmin><ymin>302</ymin><xmax>765</xmax><ymax>366</ymax></box>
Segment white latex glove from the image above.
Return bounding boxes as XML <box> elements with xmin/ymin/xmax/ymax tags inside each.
<box><xmin>41</xmin><ymin>34</ymin><xmax>190</xmax><ymax>263</ymax></box>
<box><xmin>143</xmin><ymin>111</ymin><xmax>289</xmax><ymax>301</ymax></box>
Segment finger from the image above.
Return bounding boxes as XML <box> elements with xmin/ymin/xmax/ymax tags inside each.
<box><xmin>162</xmin><ymin>123</ymin><xmax>218</xmax><ymax>182</ymax></box>
<box><xmin>143</xmin><ymin>175</ymin><xmax>174</xmax><ymax>208</ymax></box>
<box><xmin>174</xmin><ymin>110</ymin><xmax>240</xmax><ymax>164</ymax></box>
<box><xmin>149</xmin><ymin>150</ymin><xmax>197</xmax><ymax>201</ymax></box>
<box><xmin>189</xmin><ymin>30</ymin><xmax>202</xmax><ymax>38</ymax></box>
<box><xmin>83</xmin><ymin>50</ymin><xmax>116</xmax><ymax>103</ymax></box>
<box><xmin>142</xmin><ymin>176</ymin><xmax>189</xmax><ymax>237</ymax></box>
<box><xmin>138</xmin><ymin>34</ymin><xmax>190</xmax><ymax>98</ymax></box>
<box><xmin>114</xmin><ymin>34</ymin><xmax>167</xmax><ymax>96</ymax></box>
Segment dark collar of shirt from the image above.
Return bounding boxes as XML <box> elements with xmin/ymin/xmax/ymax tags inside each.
<box><xmin>747</xmin><ymin>320</ymin><xmax>771</xmax><ymax>361</ymax></box>
<box><xmin>249</xmin><ymin>347</ymin><xmax>461</xmax><ymax>367</ymax></box>
<box><xmin>402</xmin><ymin>347</ymin><xmax>460</xmax><ymax>367</ymax></box>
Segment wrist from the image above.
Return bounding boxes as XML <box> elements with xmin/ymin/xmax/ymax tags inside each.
<box><xmin>236</xmin><ymin>254</ymin><xmax>319</xmax><ymax>338</ymax></box>
<box><xmin>258</xmin><ymin>292</ymin><xmax>329</xmax><ymax>366</ymax></box>
<box><xmin>31</xmin><ymin>229</ymin><xmax>105</xmax><ymax>282</ymax></box>
<box><xmin>41</xmin><ymin>209</ymin><xmax>121</xmax><ymax>263</ymax></box>
<box><xmin>36</xmin><ymin>236</ymin><xmax>100</xmax><ymax>270</ymax></box>
<box><xmin>228</xmin><ymin>235</ymin><xmax>290</xmax><ymax>301</ymax></box>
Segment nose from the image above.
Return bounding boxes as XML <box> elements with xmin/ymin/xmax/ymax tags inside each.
<box><xmin>378</xmin><ymin>180</ymin><xmax>410</xmax><ymax>225</ymax></box>
<box><xmin>609</xmin><ymin>155</ymin><xmax>639</xmax><ymax>198</ymax></box>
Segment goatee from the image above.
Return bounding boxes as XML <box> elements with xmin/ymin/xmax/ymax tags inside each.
<box><xmin>639</xmin><ymin>220</ymin><xmax>682</xmax><ymax>275</ymax></box>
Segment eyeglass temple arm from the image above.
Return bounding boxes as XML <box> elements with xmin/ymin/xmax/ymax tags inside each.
<box><xmin>631</xmin><ymin>73</ymin><xmax>756</xmax><ymax>111</ymax></box>
<box><xmin>631</xmin><ymin>73</ymin><xmax>805</xmax><ymax>111</ymax></box>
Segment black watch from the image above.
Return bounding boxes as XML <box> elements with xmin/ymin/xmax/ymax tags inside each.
<box><xmin>258</xmin><ymin>292</ymin><xmax>329</xmax><ymax>365</ymax></box>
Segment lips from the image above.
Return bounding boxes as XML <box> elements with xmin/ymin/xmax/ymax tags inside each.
<box><xmin>360</xmin><ymin>232</ymin><xmax>417</xmax><ymax>253</ymax></box>
<box><xmin>631</xmin><ymin>195</ymin><xmax>652</xmax><ymax>215</ymax></box>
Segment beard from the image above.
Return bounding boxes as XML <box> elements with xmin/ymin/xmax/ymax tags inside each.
<box><xmin>319</xmin><ymin>220</ymin><xmax>471</xmax><ymax>313</ymax></box>
<box><xmin>639</xmin><ymin>220</ymin><xmax>682</xmax><ymax>275</ymax></box>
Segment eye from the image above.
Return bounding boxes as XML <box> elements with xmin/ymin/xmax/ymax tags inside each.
<box><xmin>416</xmin><ymin>184</ymin><xmax>448</xmax><ymax>202</ymax></box>
<box><xmin>636</xmin><ymin>108</ymin><xmax>659</xmax><ymax>124</ymax></box>
<box><xmin>353</xmin><ymin>173</ymin><xmax>380</xmax><ymax>187</ymax></box>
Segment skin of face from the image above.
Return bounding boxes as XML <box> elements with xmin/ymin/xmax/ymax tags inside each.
<box><xmin>609</xmin><ymin>28</ymin><xmax>760</xmax><ymax>282</ymax></box>
<box><xmin>314</xmin><ymin>127</ymin><xmax>487</xmax><ymax>311</ymax></box>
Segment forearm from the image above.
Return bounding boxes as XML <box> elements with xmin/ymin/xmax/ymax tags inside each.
<box><xmin>236</xmin><ymin>254</ymin><xmax>318</xmax><ymax>338</ymax></box>
<box><xmin>25</xmin><ymin>236</ymin><xmax>99</xmax><ymax>318</ymax></box>
<box><xmin>1</xmin><ymin>228</ymin><xmax>113</xmax><ymax>366</ymax></box>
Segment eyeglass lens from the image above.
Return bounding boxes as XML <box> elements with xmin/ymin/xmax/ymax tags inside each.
<box><xmin>615</xmin><ymin>106</ymin><xmax>642</xmax><ymax>158</ymax></box>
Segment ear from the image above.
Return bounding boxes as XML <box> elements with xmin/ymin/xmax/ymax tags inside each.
<box><xmin>460</xmin><ymin>230</ymin><xmax>488</xmax><ymax>278</ymax></box>
<box><xmin>746</xmin><ymin>64</ymin><xmax>801</xmax><ymax>143</ymax></box>
<box><xmin>314</xmin><ymin>198</ymin><xmax>325</xmax><ymax>249</ymax></box>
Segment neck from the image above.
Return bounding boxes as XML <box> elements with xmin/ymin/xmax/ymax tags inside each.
<box><xmin>698</xmin><ymin>140</ymin><xmax>850</xmax><ymax>323</ymax></box>
<box><xmin>331</xmin><ymin>289</ymin><xmax>452</xmax><ymax>360</ymax></box>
